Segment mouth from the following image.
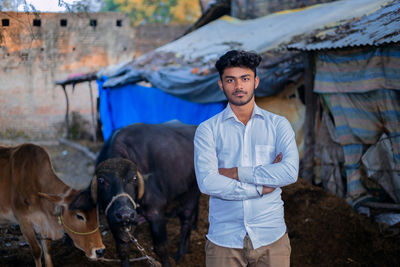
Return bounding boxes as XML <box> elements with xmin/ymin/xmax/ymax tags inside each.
<box><xmin>123</xmin><ymin>225</ymin><xmax>132</xmax><ymax>232</ymax></box>
<box><xmin>88</xmin><ymin>253</ymin><xmax>98</xmax><ymax>260</ymax></box>
<box><xmin>87</xmin><ymin>250</ymin><xmax>100</xmax><ymax>260</ymax></box>
<box><xmin>233</xmin><ymin>91</ymin><xmax>246</xmax><ymax>97</ymax></box>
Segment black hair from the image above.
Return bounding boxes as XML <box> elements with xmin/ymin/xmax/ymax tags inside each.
<box><xmin>215</xmin><ymin>50</ymin><xmax>262</xmax><ymax>78</ymax></box>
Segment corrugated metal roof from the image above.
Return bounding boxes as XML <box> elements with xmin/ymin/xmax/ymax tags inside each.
<box><xmin>153</xmin><ymin>0</ymin><xmax>388</xmax><ymax>63</ymax></box>
<box><xmin>101</xmin><ymin>0</ymin><xmax>392</xmax><ymax>98</ymax></box>
<box><xmin>288</xmin><ymin>1</ymin><xmax>400</xmax><ymax>51</ymax></box>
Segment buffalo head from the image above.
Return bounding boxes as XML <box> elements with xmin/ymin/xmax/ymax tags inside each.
<box><xmin>92</xmin><ymin>158</ymin><xmax>145</xmax><ymax>241</ymax></box>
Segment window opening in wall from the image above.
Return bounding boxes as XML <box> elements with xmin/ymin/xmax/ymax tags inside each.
<box><xmin>90</xmin><ymin>19</ymin><xmax>97</xmax><ymax>27</ymax></box>
<box><xmin>33</xmin><ymin>19</ymin><xmax>41</xmax><ymax>27</ymax></box>
<box><xmin>116</xmin><ymin>20</ymin><xmax>122</xmax><ymax>27</ymax></box>
<box><xmin>2</xmin><ymin>19</ymin><xmax>10</xmax><ymax>27</ymax></box>
<box><xmin>60</xmin><ymin>19</ymin><xmax>67</xmax><ymax>27</ymax></box>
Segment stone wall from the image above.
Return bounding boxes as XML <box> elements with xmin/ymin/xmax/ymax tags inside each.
<box><xmin>0</xmin><ymin>12</ymin><xmax>187</xmax><ymax>139</ymax></box>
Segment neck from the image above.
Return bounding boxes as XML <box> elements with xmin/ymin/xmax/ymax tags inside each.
<box><xmin>229</xmin><ymin>100</ymin><xmax>255</xmax><ymax>126</ymax></box>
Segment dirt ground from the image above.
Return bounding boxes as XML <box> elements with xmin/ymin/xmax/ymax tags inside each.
<box><xmin>0</xmin><ymin>141</ymin><xmax>399</xmax><ymax>267</ymax></box>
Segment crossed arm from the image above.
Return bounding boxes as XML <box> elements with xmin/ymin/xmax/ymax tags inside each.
<box><xmin>194</xmin><ymin>119</ymin><xmax>299</xmax><ymax>201</ymax></box>
<box><xmin>218</xmin><ymin>152</ymin><xmax>282</xmax><ymax>195</ymax></box>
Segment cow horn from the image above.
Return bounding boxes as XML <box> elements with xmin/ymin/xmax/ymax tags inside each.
<box><xmin>137</xmin><ymin>171</ymin><xmax>145</xmax><ymax>200</ymax></box>
<box><xmin>91</xmin><ymin>176</ymin><xmax>98</xmax><ymax>204</ymax></box>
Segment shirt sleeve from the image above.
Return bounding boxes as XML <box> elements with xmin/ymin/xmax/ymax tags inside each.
<box><xmin>238</xmin><ymin>117</ymin><xmax>299</xmax><ymax>187</ymax></box>
<box><xmin>194</xmin><ymin>123</ymin><xmax>262</xmax><ymax>200</ymax></box>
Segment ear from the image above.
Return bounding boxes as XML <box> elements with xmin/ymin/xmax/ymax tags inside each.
<box><xmin>218</xmin><ymin>79</ymin><xmax>223</xmax><ymax>91</ymax></box>
<box><xmin>69</xmin><ymin>188</ymin><xmax>95</xmax><ymax>211</ymax></box>
<box><xmin>53</xmin><ymin>205</ymin><xmax>63</xmax><ymax>216</ymax></box>
<box><xmin>38</xmin><ymin>192</ymin><xmax>62</xmax><ymax>203</ymax></box>
<box><xmin>255</xmin><ymin>76</ymin><xmax>260</xmax><ymax>90</ymax></box>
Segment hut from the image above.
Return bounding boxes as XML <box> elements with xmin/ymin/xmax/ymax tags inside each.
<box><xmin>288</xmin><ymin>0</ymin><xmax>400</xmax><ymax>211</ymax></box>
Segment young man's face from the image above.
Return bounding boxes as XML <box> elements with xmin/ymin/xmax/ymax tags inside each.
<box><xmin>218</xmin><ymin>67</ymin><xmax>259</xmax><ymax>107</ymax></box>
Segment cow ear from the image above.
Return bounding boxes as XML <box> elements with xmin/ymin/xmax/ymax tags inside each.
<box><xmin>38</xmin><ymin>192</ymin><xmax>62</xmax><ymax>203</ymax></box>
<box><xmin>54</xmin><ymin>205</ymin><xmax>63</xmax><ymax>216</ymax></box>
<box><xmin>69</xmin><ymin>188</ymin><xmax>95</xmax><ymax>211</ymax></box>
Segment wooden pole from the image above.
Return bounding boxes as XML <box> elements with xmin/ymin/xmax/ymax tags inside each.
<box><xmin>59</xmin><ymin>138</ymin><xmax>97</xmax><ymax>161</ymax></box>
<box><xmin>301</xmin><ymin>52</ymin><xmax>317</xmax><ymax>183</ymax></box>
<box><xmin>62</xmin><ymin>85</ymin><xmax>70</xmax><ymax>139</ymax></box>
<box><xmin>88</xmin><ymin>81</ymin><xmax>97</xmax><ymax>142</ymax></box>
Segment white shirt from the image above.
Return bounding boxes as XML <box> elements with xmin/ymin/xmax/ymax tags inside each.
<box><xmin>194</xmin><ymin>103</ymin><xmax>299</xmax><ymax>249</ymax></box>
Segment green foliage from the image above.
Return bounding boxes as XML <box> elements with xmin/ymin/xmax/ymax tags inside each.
<box><xmin>102</xmin><ymin>0</ymin><xmax>200</xmax><ymax>25</ymax></box>
<box><xmin>102</xmin><ymin>0</ymin><xmax>122</xmax><ymax>11</ymax></box>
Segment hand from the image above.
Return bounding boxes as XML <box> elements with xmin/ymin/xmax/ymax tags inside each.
<box><xmin>261</xmin><ymin>152</ymin><xmax>283</xmax><ymax>195</ymax></box>
<box><xmin>262</xmin><ymin>186</ymin><xmax>275</xmax><ymax>194</ymax></box>
<box><xmin>272</xmin><ymin>152</ymin><xmax>282</xmax><ymax>163</ymax></box>
<box><xmin>218</xmin><ymin>167</ymin><xmax>238</xmax><ymax>180</ymax></box>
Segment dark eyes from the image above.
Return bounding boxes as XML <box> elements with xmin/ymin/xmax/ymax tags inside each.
<box><xmin>98</xmin><ymin>177</ymin><xmax>105</xmax><ymax>184</ymax></box>
<box><xmin>76</xmin><ymin>214</ymin><xmax>85</xmax><ymax>221</ymax></box>
<box><xmin>225</xmin><ymin>78</ymin><xmax>250</xmax><ymax>83</ymax></box>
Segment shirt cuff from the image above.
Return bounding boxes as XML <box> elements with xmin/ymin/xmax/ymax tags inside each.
<box><xmin>238</xmin><ymin>166</ymin><xmax>254</xmax><ymax>184</ymax></box>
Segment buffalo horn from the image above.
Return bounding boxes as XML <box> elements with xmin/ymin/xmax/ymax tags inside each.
<box><xmin>91</xmin><ymin>176</ymin><xmax>98</xmax><ymax>204</ymax></box>
<box><xmin>137</xmin><ymin>171</ymin><xmax>145</xmax><ymax>200</ymax></box>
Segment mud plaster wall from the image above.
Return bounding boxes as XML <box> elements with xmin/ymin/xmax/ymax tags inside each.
<box><xmin>0</xmin><ymin>12</ymin><xmax>187</xmax><ymax>139</ymax></box>
<box><xmin>134</xmin><ymin>24</ymin><xmax>188</xmax><ymax>56</ymax></box>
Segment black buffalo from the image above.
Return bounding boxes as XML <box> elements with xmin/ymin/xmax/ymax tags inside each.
<box><xmin>91</xmin><ymin>121</ymin><xmax>200</xmax><ymax>267</ymax></box>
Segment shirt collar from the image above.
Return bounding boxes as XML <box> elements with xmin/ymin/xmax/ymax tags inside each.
<box><xmin>222</xmin><ymin>103</ymin><xmax>265</xmax><ymax>122</ymax></box>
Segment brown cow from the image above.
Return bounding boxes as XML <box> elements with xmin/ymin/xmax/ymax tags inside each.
<box><xmin>0</xmin><ymin>143</ymin><xmax>105</xmax><ymax>267</ymax></box>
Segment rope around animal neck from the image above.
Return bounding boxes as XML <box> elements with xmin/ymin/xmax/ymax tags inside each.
<box><xmin>58</xmin><ymin>215</ymin><xmax>99</xmax><ymax>235</ymax></box>
<box><xmin>104</xmin><ymin>193</ymin><xmax>139</xmax><ymax>216</ymax></box>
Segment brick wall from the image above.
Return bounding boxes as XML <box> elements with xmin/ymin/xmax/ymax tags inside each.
<box><xmin>0</xmin><ymin>12</ymin><xmax>187</xmax><ymax>139</ymax></box>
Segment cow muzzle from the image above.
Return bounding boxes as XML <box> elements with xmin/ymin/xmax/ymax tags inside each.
<box><xmin>105</xmin><ymin>193</ymin><xmax>138</xmax><ymax>226</ymax></box>
<box><xmin>115</xmin><ymin>208</ymin><xmax>136</xmax><ymax>225</ymax></box>
<box><xmin>95</xmin><ymin>248</ymin><xmax>106</xmax><ymax>258</ymax></box>
<box><xmin>87</xmin><ymin>247</ymin><xmax>106</xmax><ymax>260</ymax></box>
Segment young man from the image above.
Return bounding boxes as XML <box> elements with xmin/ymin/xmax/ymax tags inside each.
<box><xmin>194</xmin><ymin>50</ymin><xmax>299</xmax><ymax>267</ymax></box>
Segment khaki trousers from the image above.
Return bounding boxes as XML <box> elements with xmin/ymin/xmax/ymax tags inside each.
<box><xmin>205</xmin><ymin>233</ymin><xmax>291</xmax><ymax>267</ymax></box>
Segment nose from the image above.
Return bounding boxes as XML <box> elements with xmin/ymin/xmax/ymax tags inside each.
<box><xmin>95</xmin><ymin>248</ymin><xmax>105</xmax><ymax>258</ymax></box>
<box><xmin>235</xmin><ymin>79</ymin><xmax>242</xmax><ymax>89</ymax></box>
<box><xmin>115</xmin><ymin>209</ymin><xmax>136</xmax><ymax>224</ymax></box>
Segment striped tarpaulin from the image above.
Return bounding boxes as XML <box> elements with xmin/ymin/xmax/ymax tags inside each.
<box><xmin>315</xmin><ymin>45</ymin><xmax>400</xmax><ymax>206</ymax></box>
<box><xmin>322</xmin><ymin>90</ymin><xmax>400</xmax><ymax>206</ymax></box>
<box><xmin>314</xmin><ymin>46</ymin><xmax>400</xmax><ymax>94</ymax></box>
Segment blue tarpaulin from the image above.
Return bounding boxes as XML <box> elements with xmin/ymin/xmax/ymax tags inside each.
<box><xmin>98</xmin><ymin>77</ymin><xmax>226</xmax><ymax>140</ymax></box>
